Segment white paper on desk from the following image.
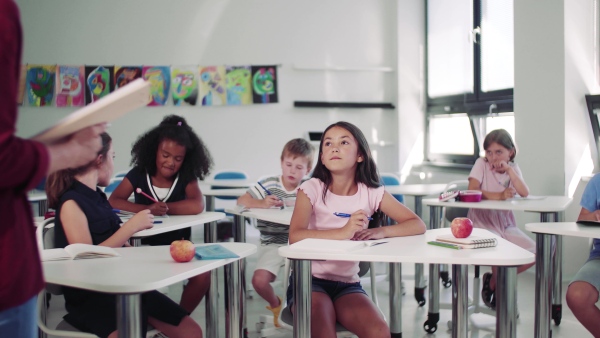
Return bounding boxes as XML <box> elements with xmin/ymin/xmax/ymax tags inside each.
<box><xmin>509</xmin><ymin>195</ymin><xmax>546</xmax><ymax>200</ymax></box>
<box><xmin>289</xmin><ymin>239</ymin><xmax>387</xmax><ymax>253</ymax></box>
<box><xmin>41</xmin><ymin>244</ymin><xmax>120</xmax><ymax>261</ymax></box>
<box><xmin>30</xmin><ymin>79</ymin><xmax>150</xmax><ymax>144</ymax></box>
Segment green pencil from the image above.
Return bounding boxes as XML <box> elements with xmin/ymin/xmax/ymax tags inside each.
<box><xmin>427</xmin><ymin>241</ymin><xmax>462</xmax><ymax>250</ymax></box>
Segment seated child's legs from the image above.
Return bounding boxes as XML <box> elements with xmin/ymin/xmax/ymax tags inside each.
<box><xmin>567</xmin><ymin>259</ymin><xmax>600</xmax><ymax>336</ymax></box>
<box><xmin>145</xmin><ymin>290</ymin><xmax>201</xmax><ymax>337</ymax></box>
<box><xmin>180</xmin><ymin>272</ymin><xmax>211</xmax><ymax>314</ymax></box>
<box><xmin>252</xmin><ymin>244</ymin><xmax>284</xmax><ymax>307</ymax></box>
<box><xmin>310</xmin><ymin>292</ymin><xmax>337</xmax><ymax>338</ymax></box>
<box><xmin>335</xmin><ymin>293</ymin><xmax>390</xmax><ymax>338</ymax></box>
<box><xmin>148</xmin><ymin>316</ymin><xmax>202</xmax><ymax>338</ymax></box>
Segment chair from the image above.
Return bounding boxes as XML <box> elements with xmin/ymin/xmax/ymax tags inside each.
<box><xmin>256</xmin><ymin>260</ymin><xmax>384</xmax><ymax>337</ymax></box>
<box><xmin>36</xmin><ymin>219</ymin><xmax>159</xmax><ymax>338</ymax></box>
<box><xmin>104</xmin><ymin>177</ymin><xmax>123</xmax><ymax>194</ymax></box>
<box><xmin>380</xmin><ymin>173</ymin><xmax>404</xmax><ymax>204</ymax></box>
<box><xmin>113</xmin><ymin>170</ymin><xmax>129</xmax><ymax>178</ymax></box>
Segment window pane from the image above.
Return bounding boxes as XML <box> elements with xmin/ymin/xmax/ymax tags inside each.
<box><xmin>480</xmin><ymin>0</ymin><xmax>514</xmax><ymax>92</ymax></box>
<box><xmin>427</xmin><ymin>0</ymin><xmax>474</xmax><ymax>98</ymax></box>
<box><xmin>428</xmin><ymin>114</ymin><xmax>474</xmax><ymax>155</ymax></box>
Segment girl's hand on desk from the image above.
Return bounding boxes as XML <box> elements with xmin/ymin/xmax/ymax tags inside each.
<box><xmin>340</xmin><ymin>211</ymin><xmax>370</xmax><ymax>239</ymax></box>
<box><xmin>148</xmin><ymin>202</ymin><xmax>169</xmax><ymax>216</ymax></box>
<box><xmin>124</xmin><ymin>209</ymin><xmax>154</xmax><ymax>232</ymax></box>
<box><xmin>262</xmin><ymin>195</ymin><xmax>283</xmax><ymax>208</ymax></box>
<box><xmin>352</xmin><ymin>227</ymin><xmax>385</xmax><ymax>241</ymax></box>
<box><xmin>500</xmin><ymin>187</ymin><xmax>516</xmax><ymax>200</ymax></box>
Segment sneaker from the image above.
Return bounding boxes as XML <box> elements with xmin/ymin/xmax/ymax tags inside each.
<box><xmin>266</xmin><ymin>296</ymin><xmax>282</xmax><ymax>328</ymax></box>
<box><xmin>481</xmin><ymin>272</ymin><xmax>495</xmax><ymax>309</ymax></box>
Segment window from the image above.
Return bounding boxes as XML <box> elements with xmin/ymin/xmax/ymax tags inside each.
<box><xmin>425</xmin><ymin>0</ymin><xmax>514</xmax><ymax>166</ymax></box>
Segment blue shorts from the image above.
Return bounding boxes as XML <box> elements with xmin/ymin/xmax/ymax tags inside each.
<box><xmin>286</xmin><ymin>275</ymin><xmax>367</xmax><ymax>308</ymax></box>
<box><xmin>570</xmin><ymin>258</ymin><xmax>600</xmax><ymax>301</ymax></box>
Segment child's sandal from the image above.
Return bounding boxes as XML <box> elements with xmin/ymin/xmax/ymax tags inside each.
<box><xmin>481</xmin><ymin>272</ymin><xmax>495</xmax><ymax>309</ymax></box>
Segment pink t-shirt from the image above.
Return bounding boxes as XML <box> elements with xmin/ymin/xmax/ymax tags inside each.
<box><xmin>468</xmin><ymin>157</ymin><xmax>522</xmax><ymax>192</ymax></box>
<box><xmin>299</xmin><ymin>178</ymin><xmax>385</xmax><ymax>283</ymax></box>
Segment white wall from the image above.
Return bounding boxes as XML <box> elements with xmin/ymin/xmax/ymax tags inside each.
<box><xmin>15</xmin><ymin>0</ymin><xmax>410</xmax><ymax>180</ymax></box>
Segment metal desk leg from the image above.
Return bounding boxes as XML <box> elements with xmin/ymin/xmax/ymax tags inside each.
<box><xmin>293</xmin><ymin>259</ymin><xmax>312</xmax><ymax>338</ymax></box>
<box><xmin>233</xmin><ymin>214</ymin><xmax>248</xmax><ymax>337</ymax></box>
<box><xmin>552</xmin><ymin>235</ymin><xmax>563</xmax><ymax>325</ymax></box>
<box><xmin>534</xmin><ymin>232</ymin><xmax>554</xmax><ymax>338</ymax></box>
<box><xmin>389</xmin><ymin>263</ymin><xmax>402</xmax><ymax>337</ymax></box>
<box><xmin>225</xmin><ymin>260</ymin><xmax>243</xmax><ymax>338</ymax></box>
<box><xmin>413</xmin><ymin>196</ymin><xmax>426</xmax><ymax>306</ymax></box>
<box><xmin>116</xmin><ymin>294</ymin><xmax>142</xmax><ymax>338</ymax></box>
<box><xmin>424</xmin><ymin>205</ymin><xmax>442</xmax><ymax>333</ymax></box>
<box><xmin>452</xmin><ymin>264</ymin><xmax>469</xmax><ymax>338</ymax></box>
<box><xmin>204</xmin><ymin>202</ymin><xmax>219</xmax><ymax>338</ymax></box>
<box><xmin>496</xmin><ymin>266</ymin><xmax>517</xmax><ymax>338</ymax></box>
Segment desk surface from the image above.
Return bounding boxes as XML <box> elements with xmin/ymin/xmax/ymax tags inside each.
<box><xmin>131</xmin><ymin>212</ymin><xmax>225</xmax><ymax>238</ymax></box>
<box><xmin>279</xmin><ymin>228</ymin><xmax>534</xmax><ymax>266</ymax></box>
<box><xmin>42</xmin><ymin>243</ymin><xmax>256</xmax><ymax>294</ymax></box>
<box><xmin>226</xmin><ymin>207</ymin><xmax>293</xmax><ymax>224</ymax></box>
<box><xmin>28</xmin><ymin>191</ymin><xmax>47</xmax><ymax>202</ymax></box>
<box><xmin>385</xmin><ymin>183</ymin><xmax>447</xmax><ymax>196</ymax></box>
<box><xmin>201</xmin><ymin>179</ymin><xmax>253</xmax><ymax>188</ymax></box>
<box><xmin>526</xmin><ymin>222</ymin><xmax>600</xmax><ymax>238</ymax></box>
<box><xmin>423</xmin><ymin>195</ymin><xmax>572</xmax><ymax>212</ymax></box>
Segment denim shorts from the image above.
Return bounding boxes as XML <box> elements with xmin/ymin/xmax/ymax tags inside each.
<box><xmin>286</xmin><ymin>275</ymin><xmax>367</xmax><ymax>308</ymax></box>
<box><xmin>570</xmin><ymin>258</ymin><xmax>600</xmax><ymax>301</ymax></box>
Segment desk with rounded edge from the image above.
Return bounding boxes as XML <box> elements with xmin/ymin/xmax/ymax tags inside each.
<box><xmin>279</xmin><ymin>228</ymin><xmax>534</xmax><ymax>338</ymax></box>
<box><xmin>42</xmin><ymin>243</ymin><xmax>256</xmax><ymax>338</ymax></box>
<box><xmin>422</xmin><ymin>196</ymin><xmax>572</xmax><ymax>336</ymax></box>
<box><xmin>525</xmin><ymin>222</ymin><xmax>600</xmax><ymax>338</ymax></box>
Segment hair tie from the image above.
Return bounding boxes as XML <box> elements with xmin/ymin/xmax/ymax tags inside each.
<box><xmin>177</xmin><ymin>121</ymin><xmax>182</xmax><ymax>126</ymax></box>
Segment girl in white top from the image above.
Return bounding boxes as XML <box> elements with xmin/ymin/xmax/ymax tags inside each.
<box><xmin>467</xmin><ymin>128</ymin><xmax>535</xmax><ymax>309</ymax></box>
<box><xmin>289</xmin><ymin>121</ymin><xmax>426</xmax><ymax>338</ymax></box>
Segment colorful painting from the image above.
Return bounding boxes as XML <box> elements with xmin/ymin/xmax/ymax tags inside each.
<box><xmin>26</xmin><ymin>64</ymin><xmax>56</xmax><ymax>106</ymax></box>
<box><xmin>225</xmin><ymin>65</ymin><xmax>252</xmax><ymax>105</ymax></box>
<box><xmin>199</xmin><ymin>66</ymin><xmax>226</xmax><ymax>106</ymax></box>
<box><xmin>171</xmin><ymin>66</ymin><xmax>198</xmax><ymax>106</ymax></box>
<box><xmin>17</xmin><ymin>65</ymin><xmax>26</xmax><ymax>105</ymax></box>
<box><xmin>251</xmin><ymin>65</ymin><xmax>278</xmax><ymax>104</ymax></box>
<box><xmin>114</xmin><ymin>66</ymin><xmax>142</xmax><ymax>89</ymax></box>
<box><xmin>85</xmin><ymin>66</ymin><xmax>114</xmax><ymax>104</ymax></box>
<box><xmin>55</xmin><ymin>65</ymin><xmax>85</xmax><ymax>107</ymax></box>
<box><xmin>143</xmin><ymin>66</ymin><xmax>170</xmax><ymax>106</ymax></box>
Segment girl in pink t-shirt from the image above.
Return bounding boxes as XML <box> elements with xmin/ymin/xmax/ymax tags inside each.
<box><xmin>289</xmin><ymin>121</ymin><xmax>426</xmax><ymax>338</ymax></box>
<box><xmin>467</xmin><ymin>129</ymin><xmax>535</xmax><ymax>309</ymax></box>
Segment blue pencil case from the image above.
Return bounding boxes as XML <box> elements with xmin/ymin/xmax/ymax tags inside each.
<box><xmin>195</xmin><ymin>244</ymin><xmax>240</xmax><ymax>260</ymax></box>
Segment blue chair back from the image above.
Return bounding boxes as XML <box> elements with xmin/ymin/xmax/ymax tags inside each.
<box><xmin>35</xmin><ymin>177</ymin><xmax>47</xmax><ymax>191</ymax></box>
<box><xmin>212</xmin><ymin>171</ymin><xmax>248</xmax><ymax>200</ymax></box>
<box><xmin>380</xmin><ymin>174</ymin><xmax>404</xmax><ymax>204</ymax></box>
<box><xmin>104</xmin><ymin>178</ymin><xmax>123</xmax><ymax>193</ymax></box>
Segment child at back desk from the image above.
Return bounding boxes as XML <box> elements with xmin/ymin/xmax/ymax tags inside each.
<box><xmin>237</xmin><ymin>138</ymin><xmax>315</xmax><ymax>328</ymax></box>
<box><xmin>289</xmin><ymin>121</ymin><xmax>426</xmax><ymax>338</ymax></box>
<box><xmin>108</xmin><ymin>115</ymin><xmax>213</xmax><ymax>314</ymax></box>
<box><xmin>467</xmin><ymin>128</ymin><xmax>535</xmax><ymax>310</ymax></box>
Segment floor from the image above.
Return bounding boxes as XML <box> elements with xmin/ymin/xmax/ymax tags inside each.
<box><xmin>43</xmin><ymin>223</ymin><xmax>594</xmax><ymax>338</ymax></box>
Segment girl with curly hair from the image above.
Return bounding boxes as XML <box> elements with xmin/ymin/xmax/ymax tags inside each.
<box><xmin>109</xmin><ymin>114</ymin><xmax>213</xmax><ymax>314</ymax></box>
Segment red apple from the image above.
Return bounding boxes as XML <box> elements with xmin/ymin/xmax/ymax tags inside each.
<box><xmin>170</xmin><ymin>239</ymin><xmax>195</xmax><ymax>262</ymax></box>
<box><xmin>450</xmin><ymin>217</ymin><xmax>473</xmax><ymax>238</ymax></box>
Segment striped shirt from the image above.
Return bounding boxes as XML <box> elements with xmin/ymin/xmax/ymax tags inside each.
<box><xmin>247</xmin><ymin>175</ymin><xmax>300</xmax><ymax>245</ymax></box>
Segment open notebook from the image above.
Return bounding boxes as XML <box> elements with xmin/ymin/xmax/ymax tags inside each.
<box><xmin>429</xmin><ymin>234</ymin><xmax>498</xmax><ymax>249</ymax></box>
<box><xmin>41</xmin><ymin>244</ymin><xmax>120</xmax><ymax>261</ymax></box>
<box><xmin>289</xmin><ymin>238</ymin><xmax>388</xmax><ymax>253</ymax></box>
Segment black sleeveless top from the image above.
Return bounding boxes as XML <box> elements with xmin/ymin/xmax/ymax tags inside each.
<box><xmin>125</xmin><ymin>166</ymin><xmax>191</xmax><ymax>245</ymax></box>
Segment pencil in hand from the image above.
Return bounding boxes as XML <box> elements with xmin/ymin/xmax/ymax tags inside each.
<box><xmin>135</xmin><ymin>188</ymin><xmax>159</xmax><ymax>203</ymax></box>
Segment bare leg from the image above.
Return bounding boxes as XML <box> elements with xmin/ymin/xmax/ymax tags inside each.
<box><xmin>180</xmin><ymin>272</ymin><xmax>211</xmax><ymax>314</ymax></box>
<box><xmin>334</xmin><ymin>293</ymin><xmax>390</xmax><ymax>338</ymax></box>
<box><xmin>148</xmin><ymin>316</ymin><xmax>202</xmax><ymax>338</ymax></box>
<box><xmin>291</xmin><ymin>291</ymin><xmax>337</xmax><ymax>338</ymax></box>
<box><xmin>567</xmin><ymin>281</ymin><xmax>600</xmax><ymax>336</ymax></box>
<box><xmin>252</xmin><ymin>269</ymin><xmax>279</xmax><ymax>307</ymax></box>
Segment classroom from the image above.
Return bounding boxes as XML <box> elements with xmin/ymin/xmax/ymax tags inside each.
<box><xmin>12</xmin><ymin>0</ymin><xmax>600</xmax><ymax>337</ymax></box>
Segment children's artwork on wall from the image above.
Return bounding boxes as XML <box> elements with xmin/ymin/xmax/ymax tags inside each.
<box><xmin>225</xmin><ymin>65</ymin><xmax>252</xmax><ymax>105</ymax></box>
<box><xmin>55</xmin><ymin>65</ymin><xmax>85</xmax><ymax>107</ymax></box>
<box><xmin>143</xmin><ymin>66</ymin><xmax>171</xmax><ymax>106</ymax></box>
<box><xmin>199</xmin><ymin>66</ymin><xmax>226</xmax><ymax>106</ymax></box>
<box><xmin>251</xmin><ymin>65</ymin><xmax>278</xmax><ymax>104</ymax></box>
<box><xmin>85</xmin><ymin>65</ymin><xmax>114</xmax><ymax>104</ymax></box>
<box><xmin>17</xmin><ymin>65</ymin><xmax>26</xmax><ymax>106</ymax></box>
<box><xmin>114</xmin><ymin>66</ymin><xmax>142</xmax><ymax>90</ymax></box>
<box><xmin>171</xmin><ymin>66</ymin><xmax>198</xmax><ymax>106</ymax></box>
<box><xmin>26</xmin><ymin>64</ymin><xmax>56</xmax><ymax>107</ymax></box>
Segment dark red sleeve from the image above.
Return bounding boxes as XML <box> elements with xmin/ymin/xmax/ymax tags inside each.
<box><xmin>0</xmin><ymin>0</ymin><xmax>49</xmax><ymax>192</ymax></box>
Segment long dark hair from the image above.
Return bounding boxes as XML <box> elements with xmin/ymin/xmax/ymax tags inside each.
<box><xmin>312</xmin><ymin>121</ymin><xmax>380</xmax><ymax>203</ymax></box>
<box><xmin>46</xmin><ymin>133</ymin><xmax>112</xmax><ymax>209</ymax></box>
<box><xmin>130</xmin><ymin>115</ymin><xmax>213</xmax><ymax>183</ymax></box>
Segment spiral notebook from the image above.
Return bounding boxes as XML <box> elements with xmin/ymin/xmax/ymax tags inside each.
<box><xmin>434</xmin><ymin>234</ymin><xmax>498</xmax><ymax>249</ymax></box>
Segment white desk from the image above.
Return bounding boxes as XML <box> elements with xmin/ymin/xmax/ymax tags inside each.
<box><xmin>422</xmin><ymin>196</ymin><xmax>572</xmax><ymax>336</ymax></box>
<box><xmin>525</xmin><ymin>222</ymin><xmax>600</xmax><ymax>337</ymax></box>
<box><xmin>279</xmin><ymin>228</ymin><xmax>534</xmax><ymax>338</ymax></box>
<box><xmin>385</xmin><ymin>183</ymin><xmax>447</xmax><ymax>305</ymax></box>
<box><xmin>129</xmin><ymin>212</ymin><xmax>225</xmax><ymax>338</ymax></box>
<box><xmin>42</xmin><ymin>243</ymin><xmax>256</xmax><ymax>338</ymax></box>
<box><xmin>202</xmin><ymin>179</ymin><xmax>253</xmax><ymax>189</ymax></box>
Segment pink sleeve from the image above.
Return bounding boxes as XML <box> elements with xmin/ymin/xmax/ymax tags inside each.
<box><xmin>370</xmin><ymin>185</ymin><xmax>385</xmax><ymax>211</ymax></box>
<box><xmin>468</xmin><ymin>158</ymin><xmax>486</xmax><ymax>185</ymax></box>
<box><xmin>298</xmin><ymin>178</ymin><xmax>321</xmax><ymax>206</ymax></box>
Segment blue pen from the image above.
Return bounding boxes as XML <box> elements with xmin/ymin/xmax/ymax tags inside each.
<box><xmin>257</xmin><ymin>182</ymin><xmax>272</xmax><ymax>195</ymax></box>
<box><xmin>154</xmin><ymin>221</ymin><xmax>163</xmax><ymax>224</ymax></box>
<box><xmin>333</xmin><ymin>212</ymin><xmax>373</xmax><ymax>221</ymax></box>
<box><xmin>112</xmin><ymin>208</ymin><xmax>136</xmax><ymax>215</ymax></box>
